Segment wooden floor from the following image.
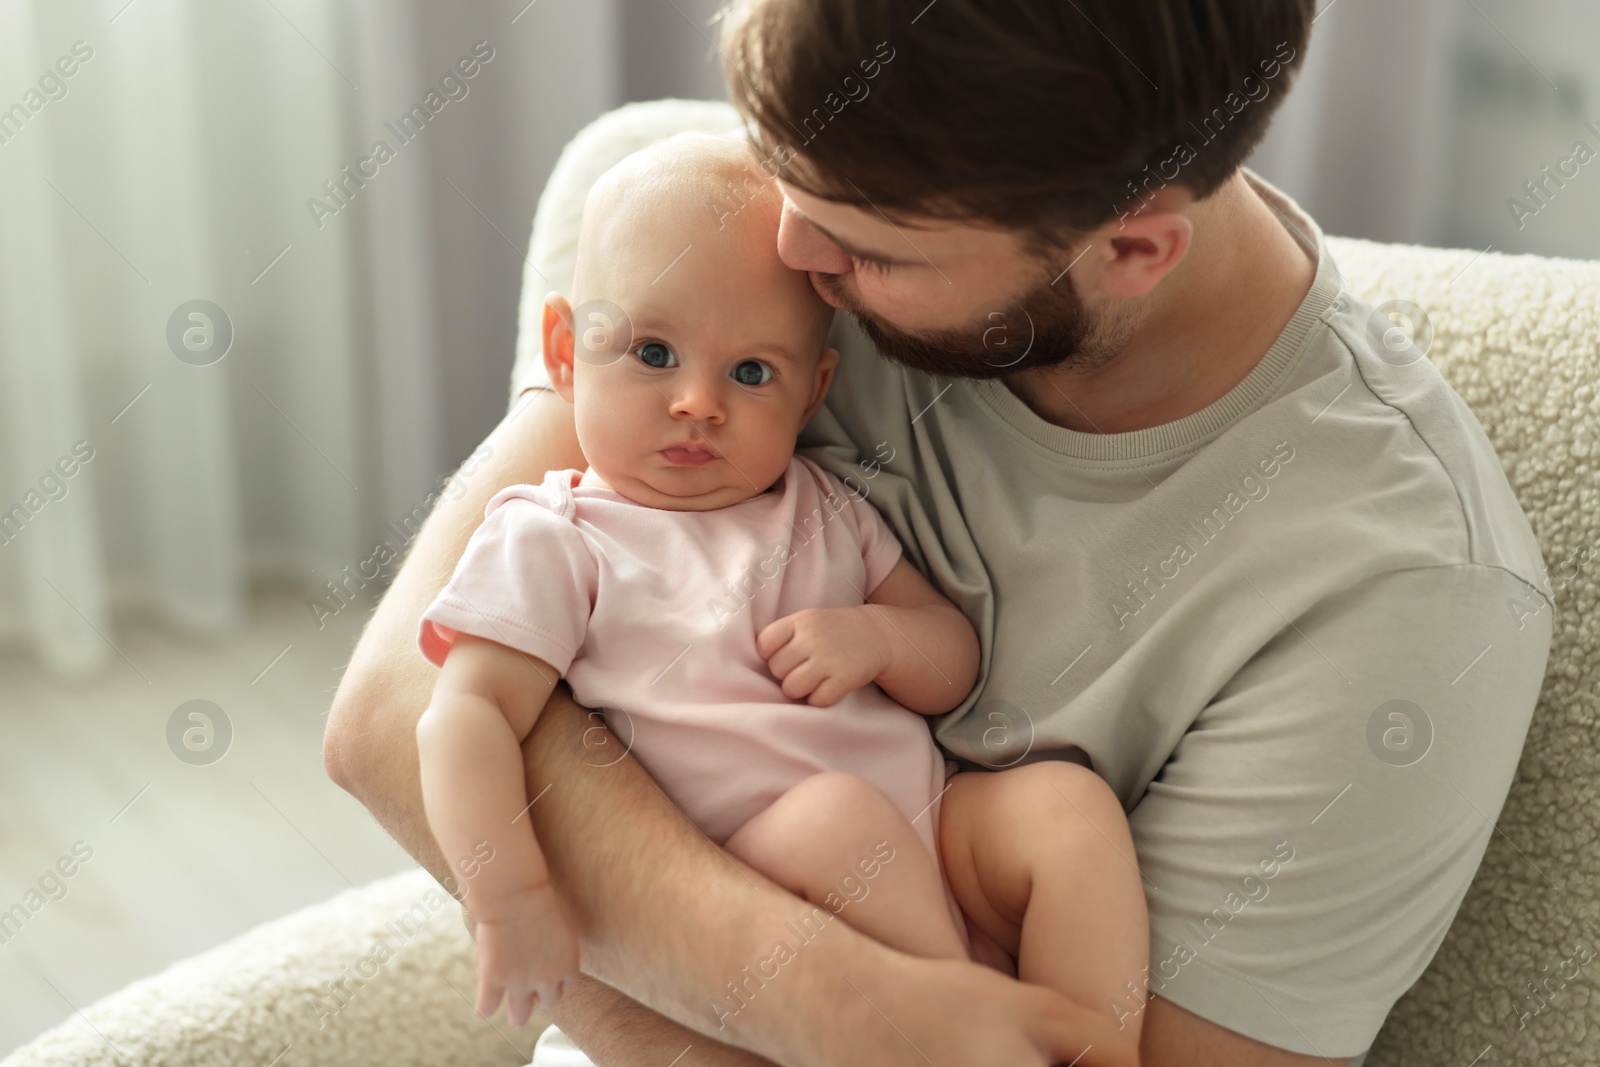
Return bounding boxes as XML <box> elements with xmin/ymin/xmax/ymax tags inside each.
<box><xmin>0</xmin><ymin>584</ymin><xmax>418</xmax><ymax>1055</ymax></box>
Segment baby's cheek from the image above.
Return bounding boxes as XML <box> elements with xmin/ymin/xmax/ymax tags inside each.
<box><xmin>738</xmin><ymin>431</ymin><xmax>796</xmax><ymax>488</ymax></box>
<box><xmin>575</xmin><ymin>402</ymin><xmax>640</xmax><ymax>473</ymax></box>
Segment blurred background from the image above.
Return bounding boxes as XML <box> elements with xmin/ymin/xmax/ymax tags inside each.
<box><xmin>0</xmin><ymin>0</ymin><xmax>1594</xmax><ymax>1052</ymax></box>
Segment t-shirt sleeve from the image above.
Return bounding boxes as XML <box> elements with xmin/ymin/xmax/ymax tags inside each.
<box><xmin>1128</xmin><ymin>563</ymin><xmax>1552</xmax><ymax>1057</ymax></box>
<box><xmin>417</xmin><ymin>484</ymin><xmax>596</xmax><ymax>675</ymax></box>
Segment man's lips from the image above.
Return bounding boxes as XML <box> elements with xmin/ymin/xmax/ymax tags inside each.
<box><xmin>660</xmin><ymin>445</ymin><xmax>719</xmax><ymax>466</ymax></box>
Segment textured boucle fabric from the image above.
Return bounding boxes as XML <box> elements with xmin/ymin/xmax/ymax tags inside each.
<box><xmin>10</xmin><ymin>99</ymin><xmax>1596</xmax><ymax>1067</ymax></box>
<box><xmin>2</xmin><ymin>868</ymin><xmax>543</xmax><ymax>1066</ymax></box>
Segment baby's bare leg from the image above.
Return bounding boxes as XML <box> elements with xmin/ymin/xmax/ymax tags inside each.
<box><xmin>941</xmin><ymin>762</ymin><xmax>1150</xmax><ymax>1048</ymax></box>
<box><xmin>725</xmin><ymin>772</ymin><xmax>968</xmax><ymax>961</ymax></box>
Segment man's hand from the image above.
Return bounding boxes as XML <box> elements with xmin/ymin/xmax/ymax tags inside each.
<box><xmin>828</xmin><ymin>950</ymin><xmax>1141</xmax><ymax>1067</ymax></box>
<box><xmin>756</xmin><ymin>606</ymin><xmax>889</xmax><ymax>706</ymax></box>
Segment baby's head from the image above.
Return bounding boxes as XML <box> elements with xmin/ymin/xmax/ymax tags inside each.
<box><xmin>541</xmin><ymin>131</ymin><xmax>838</xmax><ymax>512</ymax></box>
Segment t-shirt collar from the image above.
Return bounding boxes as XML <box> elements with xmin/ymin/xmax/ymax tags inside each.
<box><xmin>965</xmin><ymin>168</ymin><xmax>1342</xmax><ymax>464</ymax></box>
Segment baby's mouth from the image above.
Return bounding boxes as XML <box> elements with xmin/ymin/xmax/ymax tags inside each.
<box><xmin>659</xmin><ymin>444</ymin><xmax>719</xmax><ymax>467</ymax></box>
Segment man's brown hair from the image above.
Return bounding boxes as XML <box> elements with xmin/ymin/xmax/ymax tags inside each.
<box><xmin>721</xmin><ymin>0</ymin><xmax>1315</xmax><ymax>249</ymax></box>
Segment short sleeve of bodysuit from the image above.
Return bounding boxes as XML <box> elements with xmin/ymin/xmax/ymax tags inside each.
<box><xmin>807</xmin><ymin>463</ymin><xmax>905</xmax><ymax>597</ymax></box>
<box><xmin>418</xmin><ymin>475</ymin><xmax>598</xmax><ymax>676</ymax></box>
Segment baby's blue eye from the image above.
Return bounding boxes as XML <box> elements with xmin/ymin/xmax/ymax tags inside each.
<box><xmin>636</xmin><ymin>341</ymin><xmax>675</xmax><ymax>368</ymax></box>
<box><xmin>731</xmin><ymin>360</ymin><xmax>773</xmax><ymax>386</ymax></box>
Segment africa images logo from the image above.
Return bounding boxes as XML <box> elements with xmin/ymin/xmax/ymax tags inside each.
<box><xmin>305</xmin><ymin>42</ymin><xmax>495</xmax><ymax>230</ymax></box>
<box><xmin>1505</xmin><ymin>119</ymin><xmax>1600</xmax><ymax>231</ymax></box>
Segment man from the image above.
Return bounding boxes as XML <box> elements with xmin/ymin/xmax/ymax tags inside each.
<box><xmin>324</xmin><ymin>1</ymin><xmax>1555</xmax><ymax>1064</ymax></box>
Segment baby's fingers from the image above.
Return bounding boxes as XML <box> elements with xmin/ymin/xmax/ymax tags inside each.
<box><xmin>807</xmin><ymin>675</ymin><xmax>849</xmax><ymax>707</ymax></box>
<box><xmin>475</xmin><ymin>974</ymin><xmax>505</xmax><ymax>1020</ymax></box>
<box><xmin>507</xmin><ymin>989</ymin><xmax>539</xmax><ymax>1028</ymax></box>
<box><xmin>779</xmin><ymin>660</ymin><xmax>823</xmax><ymax>702</ymax></box>
<box><xmin>764</xmin><ymin>637</ymin><xmax>810</xmax><ymax>681</ymax></box>
<box><xmin>754</xmin><ymin>615</ymin><xmax>796</xmax><ymax>658</ymax></box>
<box><xmin>536</xmin><ymin>975</ymin><xmax>570</xmax><ymax>1010</ymax></box>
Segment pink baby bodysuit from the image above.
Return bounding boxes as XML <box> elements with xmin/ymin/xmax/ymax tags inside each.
<box><xmin>417</xmin><ymin>454</ymin><xmax>951</xmax><ymax>859</ymax></box>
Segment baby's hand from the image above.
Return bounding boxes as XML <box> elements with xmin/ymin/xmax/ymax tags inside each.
<box><xmin>756</xmin><ymin>606</ymin><xmax>890</xmax><ymax>706</ymax></box>
<box><xmin>471</xmin><ymin>886</ymin><xmax>580</xmax><ymax>1027</ymax></box>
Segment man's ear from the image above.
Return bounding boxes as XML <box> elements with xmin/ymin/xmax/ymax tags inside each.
<box><xmin>1089</xmin><ymin>189</ymin><xmax>1194</xmax><ymax>300</ymax></box>
<box><xmin>800</xmin><ymin>346</ymin><xmax>839</xmax><ymax>425</ymax></box>
<box><xmin>541</xmin><ymin>292</ymin><xmax>577</xmax><ymax>403</ymax></box>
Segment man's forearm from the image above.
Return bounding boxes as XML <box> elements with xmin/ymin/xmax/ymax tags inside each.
<box><xmin>550</xmin><ymin>974</ymin><xmax>776</xmax><ymax>1067</ymax></box>
<box><xmin>325</xmin><ymin>560</ymin><xmax>465</xmax><ymax>903</ymax></box>
<box><xmin>522</xmin><ymin>684</ymin><xmax>882</xmax><ymax>1064</ymax></box>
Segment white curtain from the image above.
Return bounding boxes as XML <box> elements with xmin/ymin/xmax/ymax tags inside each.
<box><xmin>1247</xmin><ymin>0</ymin><xmax>1466</xmax><ymax>246</ymax></box>
<box><xmin>1250</xmin><ymin>0</ymin><xmax>1600</xmax><ymax>259</ymax></box>
<box><xmin>10</xmin><ymin>0</ymin><xmax>1586</xmax><ymax>678</ymax></box>
<box><xmin>0</xmin><ymin>0</ymin><xmax>621</xmax><ymax>676</ymax></box>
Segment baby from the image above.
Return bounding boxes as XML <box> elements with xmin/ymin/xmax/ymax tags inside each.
<box><xmin>412</xmin><ymin>133</ymin><xmax>1144</xmax><ymax>1046</ymax></box>
<box><xmin>415</xmin><ymin>132</ymin><xmax>980</xmax><ymax>1026</ymax></box>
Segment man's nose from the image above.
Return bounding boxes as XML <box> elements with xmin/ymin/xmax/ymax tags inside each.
<box><xmin>777</xmin><ymin>199</ymin><xmax>853</xmax><ymax>275</ymax></box>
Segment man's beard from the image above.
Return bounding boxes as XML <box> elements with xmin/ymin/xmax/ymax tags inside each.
<box><xmin>813</xmin><ymin>262</ymin><xmax>1120</xmax><ymax>381</ymax></box>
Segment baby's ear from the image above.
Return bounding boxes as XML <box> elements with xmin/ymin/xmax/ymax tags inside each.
<box><xmin>541</xmin><ymin>292</ymin><xmax>577</xmax><ymax>402</ymax></box>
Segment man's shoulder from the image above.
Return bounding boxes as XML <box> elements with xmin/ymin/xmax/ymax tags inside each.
<box><xmin>1301</xmin><ymin>287</ymin><xmax>1551</xmax><ymax>602</ymax></box>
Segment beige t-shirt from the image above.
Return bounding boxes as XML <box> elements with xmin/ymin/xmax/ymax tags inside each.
<box><xmin>510</xmin><ymin>169</ymin><xmax>1553</xmax><ymax>1060</ymax></box>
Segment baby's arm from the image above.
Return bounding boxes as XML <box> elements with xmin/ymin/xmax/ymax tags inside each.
<box><xmin>415</xmin><ymin>631</ymin><xmax>577</xmax><ymax>1025</ymax></box>
<box><xmin>757</xmin><ymin>557</ymin><xmax>979</xmax><ymax>714</ymax></box>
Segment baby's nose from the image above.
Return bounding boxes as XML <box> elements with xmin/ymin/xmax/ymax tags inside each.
<box><xmin>668</xmin><ymin>375</ymin><xmax>725</xmax><ymax>422</ymax></box>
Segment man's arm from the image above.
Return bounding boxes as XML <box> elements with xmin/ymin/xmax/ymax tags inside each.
<box><xmin>515</xmin><ymin>679</ymin><xmax>1140</xmax><ymax>1067</ymax></box>
<box><xmin>1129</xmin><ymin>563</ymin><xmax>1550</xmax><ymax>1066</ymax></box>
<box><xmin>322</xmin><ymin>387</ymin><xmax>581</xmax><ymax>871</ymax></box>
<box><xmin>538</xmin><ymin>970</ymin><xmax>774</xmax><ymax>1066</ymax></box>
